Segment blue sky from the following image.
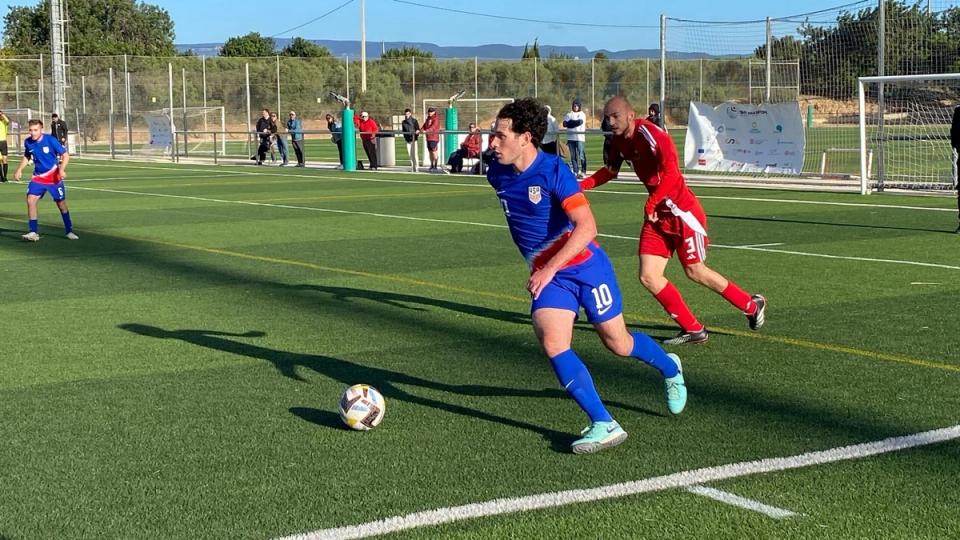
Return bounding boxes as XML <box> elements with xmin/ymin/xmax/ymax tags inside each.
<box><xmin>2</xmin><ymin>0</ymin><xmax>867</xmax><ymax>50</ymax></box>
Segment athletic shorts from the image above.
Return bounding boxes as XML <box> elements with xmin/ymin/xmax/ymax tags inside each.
<box><xmin>427</xmin><ymin>140</ymin><xmax>439</xmax><ymax>151</ymax></box>
<box><xmin>531</xmin><ymin>250</ymin><xmax>624</xmax><ymax>324</ymax></box>
<box><xmin>639</xmin><ymin>203</ymin><xmax>709</xmax><ymax>266</ymax></box>
<box><xmin>0</xmin><ymin>141</ymin><xmax>7</xmax><ymax>156</ymax></box>
<box><xmin>27</xmin><ymin>181</ymin><xmax>66</xmax><ymax>202</ymax></box>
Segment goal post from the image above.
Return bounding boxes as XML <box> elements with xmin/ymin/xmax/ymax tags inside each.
<box><xmin>158</xmin><ymin>105</ymin><xmax>227</xmax><ymax>155</ymax></box>
<box><xmin>859</xmin><ymin>73</ymin><xmax>960</xmax><ymax>194</ymax></box>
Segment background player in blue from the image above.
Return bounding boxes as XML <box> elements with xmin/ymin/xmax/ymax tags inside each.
<box><xmin>14</xmin><ymin>119</ymin><xmax>76</xmax><ymax>242</ymax></box>
<box><xmin>486</xmin><ymin>98</ymin><xmax>687</xmax><ymax>454</ymax></box>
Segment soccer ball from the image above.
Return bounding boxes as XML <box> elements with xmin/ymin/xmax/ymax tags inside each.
<box><xmin>338</xmin><ymin>384</ymin><xmax>386</xmax><ymax>431</ymax></box>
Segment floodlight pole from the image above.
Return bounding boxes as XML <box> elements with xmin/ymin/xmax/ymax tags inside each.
<box><xmin>49</xmin><ymin>0</ymin><xmax>67</xmax><ymax>117</ymax></box>
<box><xmin>360</xmin><ymin>0</ymin><xmax>367</xmax><ymax>93</ymax></box>
<box><xmin>659</xmin><ymin>15</ymin><xmax>666</xmax><ymax>126</ymax></box>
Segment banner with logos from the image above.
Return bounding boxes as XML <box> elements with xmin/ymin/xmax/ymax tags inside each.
<box><xmin>143</xmin><ymin>112</ymin><xmax>174</xmax><ymax>152</ymax></box>
<box><xmin>684</xmin><ymin>101</ymin><xmax>805</xmax><ymax>175</ymax></box>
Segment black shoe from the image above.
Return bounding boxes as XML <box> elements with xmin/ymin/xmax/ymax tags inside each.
<box><xmin>746</xmin><ymin>294</ymin><xmax>767</xmax><ymax>331</ymax></box>
<box><xmin>663</xmin><ymin>328</ymin><xmax>709</xmax><ymax>345</ymax></box>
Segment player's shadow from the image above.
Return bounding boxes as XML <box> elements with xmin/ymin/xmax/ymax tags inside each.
<box><xmin>711</xmin><ymin>214</ymin><xmax>951</xmax><ymax>235</ymax></box>
<box><xmin>284</xmin><ymin>283</ymin><xmax>531</xmax><ymax>326</ymax></box>
<box><xmin>119</xmin><ymin>324</ymin><xmax>661</xmax><ymax>453</ymax></box>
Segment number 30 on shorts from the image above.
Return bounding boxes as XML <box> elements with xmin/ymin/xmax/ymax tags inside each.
<box><xmin>591</xmin><ymin>284</ymin><xmax>614</xmax><ymax>311</ymax></box>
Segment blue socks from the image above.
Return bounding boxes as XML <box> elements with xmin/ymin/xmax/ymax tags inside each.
<box><xmin>550</xmin><ymin>349</ymin><xmax>612</xmax><ymax>422</ymax></box>
<box><xmin>61</xmin><ymin>212</ymin><xmax>72</xmax><ymax>234</ymax></box>
<box><xmin>630</xmin><ymin>332</ymin><xmax>679</xmax><ymax>378</ymax></box>
<box><xmin>28</xmin><ymin>219</ymin><xmax>38</xmax><ymax>233</ymax></box>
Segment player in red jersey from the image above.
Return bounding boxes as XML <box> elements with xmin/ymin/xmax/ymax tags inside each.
<box><xmin>580</xmin><ymin>96</ymin><xmax>766</xmax><ymax>344</ymax></box>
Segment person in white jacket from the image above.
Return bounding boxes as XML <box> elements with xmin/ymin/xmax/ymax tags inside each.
<box><xmin>541</xmin><ymin>105</ymin><xmax>559</xmax><ymax>155</ymax></box>
<box><xmin>563</xmin><ymin>99</ymin><xmax>587</xmax><ymax>178</ymax></box>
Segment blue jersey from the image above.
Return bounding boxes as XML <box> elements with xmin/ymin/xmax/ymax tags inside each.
<box><xmin>24</xmin><ymin>134</ymin><xmax>66</xmax><ymax>183</ymax></box>
<box><xmin>487</xmin><ymin>151</ymin><xmax>597</xmax><ymax>271</ymax></box>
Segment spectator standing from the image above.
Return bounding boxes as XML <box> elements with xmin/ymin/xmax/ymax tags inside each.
<box><xmin>254</xmin><ymin>109</ymin><xmax>272</xmax><ymax>165</ymax></box>
<box><xmin>601</xmin><ymin>115</ymin><xmax>614</xmax><ymax>166</ymax></box>
<box><xmin>647</xmin><ymin>103</ymin><xmax>664</xmax><ymax>129</ymax></box>
<box><xmin>51</xmin><ymin>113</ymin><xmax>69</xmax><ymax>149</ymax></box>
<box><xmin>541</xmin><ymin>105</ymin><xmax>559</xmax><ymax>155</ymax></box>
<box><xmin>563</xmin><ymin>99</ymin><xmax>587</xmax><ymax>178</ymax></box>
<box><xmin>0</xmin><ymin>110</ymin><xmax>9</xmax><ymax>182</ymax></box>
<box><xmin>447</xmin><ymin>122</ymin><xmax>482</xmax><ymax>173</ymax></box>
<box><xmin>325</xmin><ymin>113</ymin><xmax>343</xmax><ymax>168</ymax></box>
<box><xmin>287</xmin><ymin>111</ymin><xmax>305</xmax><ymax>167</ymax></box>
<box><xmin>355</xmin><ymin>111</ymin><xmax>379</xmax><ymax>170</ymax></box>
<box><xmin>420</xmin><ymin>107</ymin><xmax>441</xmax><ymax>171</ymax></box>
<box><xmin>270</xmin><ymin>111</ymin><xmax>288</xmax><ymax>166</ymax></box>
<box><xmin>401</xmin><ymin>108</ymin><xmax>420</xmax><ymax>172</ymax></box>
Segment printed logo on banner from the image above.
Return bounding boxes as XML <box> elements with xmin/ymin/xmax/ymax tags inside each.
<box><xmin>749</xmin><ymin>138</ymin><xmax>766</xmax><ymax>145</ymax></box>
<box><xmin>528</xmin><ymin>186</ymin><xmax>541</xmax><ymax>204</ymax></box>
<box><xmin>717</xmin><ymin>125</ymin><xmax>725</xmax><ymax>133</ymax></box>
<box><xmin>726</xmin><ymin>138</ymin><xmax>737</xmax><ymax>144</ymax></box>
<box><xmin>775</xmin><ymin>124</ymin><xmax>783</xmax><ymax>133</ymax></box>
<box><xmin>784</xmin><ymin>150</ymin><xmax>797</xmax><ymax>156</ymax></box>
<box><xmin>750</xmin><ymin>121</ymin><xmax>761</xmax><ymax>134</ymax></box>
<box><xmin>698</xmin><ymin>159</ymin><xmax>707</xmax><ymax>165</ymax></box>
<box><xmin>697</xmin><ymin>148</ymin><xmax>705</xmax><ymax>154</ymax></box>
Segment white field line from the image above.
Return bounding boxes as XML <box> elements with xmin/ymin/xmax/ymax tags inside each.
<box><xmin>729</xmin><ymin>243</ymin><xmax>785</xmax><ymax>248</ymax></box>
<box><xmin>274</xmin><ymin>424</ymin><xmax>960</xmax><ymax>540</ymax></box>
<box><xmin>68</xmin><ymin>186</ymin><xmax>960</xmax><ymax>272</ymax></box>
<box><xmin>686</xmin><ymin>485</ymin><xmax>800</xmax><ymax>519</ymax></box>
<box><xmin>69</xmin><ymin>161</ymin><xmax>956</xmax><ymax>213</ymax></box>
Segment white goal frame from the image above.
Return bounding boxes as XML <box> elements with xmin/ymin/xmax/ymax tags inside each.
<box><xmin>858</xmin><ymin>72</ymin><xmax>960</xmax><ymax>194</ymax></box>
<box><xmin>156</xmin><ymin>105</ymin><xmax>227</xmax><ymax>154</ymax></box>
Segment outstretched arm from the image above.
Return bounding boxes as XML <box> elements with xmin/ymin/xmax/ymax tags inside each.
<box><xmin>579</xmin><ymin>153</ymin><xmax>624</xmax><ymax>190</ymax></box>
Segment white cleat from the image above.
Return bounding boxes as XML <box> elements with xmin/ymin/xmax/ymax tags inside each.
<box><xmin>21</xmin><ymin>232</ymin><xmax>40</xmax><ymax>242</ymax></box>
<box><xmin>65</xmin><ymin>232</ymin><xmax>80</xmax><ymax>240</ymax></box>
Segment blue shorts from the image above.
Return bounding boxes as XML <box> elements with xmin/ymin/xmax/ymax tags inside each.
<box><xmin>531</xmin><ymin>251</ymin><xmax>624</xmax><ymax>324</ymax></box>
<box><xmin>27</xmin><ymin>181</ymin><xmax>66</xmax><ymax>202</ymax></box>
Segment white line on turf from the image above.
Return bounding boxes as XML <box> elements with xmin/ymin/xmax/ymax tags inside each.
<box><xmin>273</xmin><ymin>425</ymin><xmax>960</xmax><ymax>540</ymax></box>
<box><xmin>70</xmin><ymin>161</ymin><xmax>956</xmax><ymax>213</ymax></box>
<box><xmin>67</xmin><ymin>185</ymin><xmax>960</xmax><ymax>272</ymax></box>
<box><xmin>686</xmin><ymin>485</ymin><xmax>800</xmax><ymax>519</ymax></box>
<box><xmin>729</xmin><ymin>243</ymin><xmax>785</xmax><ymax>248</ymax></box>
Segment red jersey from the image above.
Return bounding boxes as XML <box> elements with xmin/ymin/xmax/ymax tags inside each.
<box><xmin>421</xmin><ymin>114</ymin><xmax>441</xmax><ymax>142</ymax></box>
<box><xmin>606</xmin><ymin>118</ymin><xmax>698</xmax><ymax>217</ymax></box>
<box><xmin>354</xmin><ymin>117</ymin><xmax>379</xmax><ymax>141</ymax></box>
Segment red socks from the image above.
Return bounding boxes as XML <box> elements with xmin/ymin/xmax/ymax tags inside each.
<box><xmin>654</xmin><ymin>282</ymin><xmax>703</xmax><ymax>333</ymax></box>
<box><xmin>721</xmin><ymin>281</ymin><xmax>757</xmax><ymax>314</ymax></box>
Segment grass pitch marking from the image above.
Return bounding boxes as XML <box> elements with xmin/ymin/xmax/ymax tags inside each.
<box><xmin>686</xmin><ymin>485</ymin><xmax>800</xmax><ymax>519</ymax></box>
<box><xmin>273</xmin><ymin>424</ymin><xmax>960</xmax><ymax>539</ymax></box>
<box><xmin>67</xmin><ymin>185</ymin><xmax>960</xmax><ymax>272</ymax></box>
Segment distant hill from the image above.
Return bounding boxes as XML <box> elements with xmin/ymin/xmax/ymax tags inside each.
<box><xmin>175</xmin><ymin>38</ymin><xmax>726</xmax><ymax>60</ymax></box>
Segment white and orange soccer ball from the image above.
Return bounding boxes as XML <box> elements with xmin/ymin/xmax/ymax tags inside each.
<box><xmin>338</xmin><ymin>384</ymin><xmax>386</xmax><ymax>431</ymax></box>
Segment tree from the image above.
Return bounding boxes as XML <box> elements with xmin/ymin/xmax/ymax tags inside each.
<box><xmin>380</xmin><ymin>46</ymin><xmax>434</xmax><ymax>60</ymax></box>
<box><xmin>593</xmin><ymin>52</ymin><xmax>608</xmax><ymax>61</ymax></box>
<box><xmin>2</xmin><ymin>0</ymin><xmax>175</xmax><ymax>56</ymax></box>
<box><xmin>521</xmin><ymin>39</ymin><xmax>541</xmax><ymax>59</ymax></box>
<box><xmin>280</xmin><ymin>37</ymin><xmax>331</xmax><ymax>58</ymax></box>
<box><xmin>220</xmin><ymin>32</ymin><xmax>274</xmax><ymax>57</ymax></box>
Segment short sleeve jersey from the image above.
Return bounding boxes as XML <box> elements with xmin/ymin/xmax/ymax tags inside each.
<box><xmin>24</xmin><ymin>134</ymin><xmax>66</xmax><ymax>184</ymax></box>
<box><xmin>487</xmin><ymin>151</ymin><xmax>595</xmax><ymax>271</ymax></box>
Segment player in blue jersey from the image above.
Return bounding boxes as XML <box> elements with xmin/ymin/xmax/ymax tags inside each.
<box><xmin>14</xmin><ymin>119</ymin><xmax>76</xmax><ymax>242</ymax></box>
<box><xmin>487</xmin><ymin>98</ymin><xmax>687</xmax><ymax>454</ymax></box>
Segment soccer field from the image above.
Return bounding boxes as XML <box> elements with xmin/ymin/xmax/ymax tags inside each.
<box><xmin>1</xmin><ymin>160</ymin><xmax>959</xmax><ymax>539</ymax></box>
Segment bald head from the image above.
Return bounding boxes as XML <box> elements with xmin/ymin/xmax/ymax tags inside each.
<box><xmin>603</xmin><ymin>96</ymin><xmax>636</xmax><ymax>138</ymax></box>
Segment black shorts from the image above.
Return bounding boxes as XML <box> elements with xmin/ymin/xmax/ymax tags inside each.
<box><xmin>0</xmin><ymin>141</ymin><xmax>7</xmax><ymax>156</ymax></box>
<box><xmin>427</xmin><ymin>140</ymin><xmax>438</xmax><ymax>151</ymax></box>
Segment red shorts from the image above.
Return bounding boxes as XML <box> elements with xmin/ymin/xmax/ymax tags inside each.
<box><xmin>638</xmin><ymin>203</ymin><xmax>709</xmax><ymax>266</ymax></box>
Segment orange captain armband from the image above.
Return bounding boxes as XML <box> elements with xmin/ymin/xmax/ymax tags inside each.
<box><xmin>561</xmin><ymin>192</ymin><xmax>590</xmax><ymax>213</ymax></box>
<box><xmin>579</xmin><ymin>167</ymin><xmax>615</xmax><ymax>190</ymax></box>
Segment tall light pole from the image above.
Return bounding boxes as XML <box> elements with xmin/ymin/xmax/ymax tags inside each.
<box><xmin>360</xmin><ymin>0</ymin><xmax>367</xmax><ymax>93</ymax></box>
<box><xmin>50</xmin><ymin>0</ymin><xmax>68</xmax><ymax>116</ymax></box>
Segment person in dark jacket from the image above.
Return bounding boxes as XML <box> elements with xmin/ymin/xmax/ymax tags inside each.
<box><xmin>325</xmin><ymin>113</ymin><xmax>343</xmax><ymax>168</ymax></box>
<box><xmin>254</xmin><ymin>109</ymin><xmax>272</xmax><ymax>165</ymax></box>
<box><xmin>401</xmin><ymin>109</ymin><xmax>420</xmax><ymax>172</ymax></box>
<box><xmin>287</xmin><ymin>111</ymin><xmax>305</xmax><ymax>167</ymax></box>
<box><xmin>601</xmin><ymin>115</ymin><xmax>614</xmax><ymax>166</ymax></box>
<box><xmin>646</xmin><ymin>103</ymin><xmax>664</xmax><ymax>129</ymax></box>
<box><xmin>51</xmin><ymin>113</ymin><xmax>68</xmax><ymax>149</ymax></box>
<box><xmin>951</xmin><ymin>106</ymin><xmax>960</xmax><ymax>233</ymax></box>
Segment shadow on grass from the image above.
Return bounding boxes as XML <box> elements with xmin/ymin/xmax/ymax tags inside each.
<box><xmin>120</xmin><ymin>324</ymin><xmax>662</xmax><ymax>453</ymax></box>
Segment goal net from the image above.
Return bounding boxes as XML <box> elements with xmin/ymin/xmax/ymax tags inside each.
<box><xmin>858</xmin><ymin>73</ymin><xmax>960</xmax><ymax>193</ymax></box>
<box><xmin>1</xmin><ymin>108</ymin><xmax>35</xmax><ymax>153</ymax></box>
<box><xmin>157</xmin><ymin>106</ymin><xmax>227</xmax><ymax>155</ymax></box>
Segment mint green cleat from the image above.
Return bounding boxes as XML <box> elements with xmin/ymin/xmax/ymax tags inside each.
<box><xmin>571</xmin><ymin>420</ymin><xmax>627</xmax><ymax>454</ymax></box>
<box><xmin>665</xmin><ymin>353</ymin><xmax>687</xmax><ymax>415</ymax></box>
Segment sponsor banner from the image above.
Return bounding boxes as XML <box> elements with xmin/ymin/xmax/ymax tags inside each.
<box><xmin>143</xmin><ymin>112</ymin><xmax>174</xmax><ymax>151</ymax></box>
<box><xmin>684</xmin><ymin>101</ymin><xmax>805</xmax><ymax>174</ymax></box>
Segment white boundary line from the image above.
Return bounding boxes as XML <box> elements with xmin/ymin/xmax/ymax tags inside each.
<box><xmin>274</xmin><ymin>425</ymin><xmax>960</xmax><ymax>540</ymax></box>
<box><xmin>68</xmin><ymin>161</ymin><xmax>956</xmax><ymax>213</ymax></box>
<box><xmin>686</xmin><ymin>485</ymin><xmax>800</xmax><ymax>519</ymax></box>
<box><xmin>67</xmin><ymin>186</ymin><xmax>960</xmax><ymax>272</ymax></box>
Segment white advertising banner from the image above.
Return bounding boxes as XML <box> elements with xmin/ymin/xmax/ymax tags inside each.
<box><xmin>684</xmin><ymin>101</ymin><xmax>805</xmax><ymax>175</ymax></box>
<box><xmin>143</xmin><ymin>112</ymin><xmax>173</xmax><ymax>151</ymax></box>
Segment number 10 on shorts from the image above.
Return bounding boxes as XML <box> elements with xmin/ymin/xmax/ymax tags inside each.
<box><xmin>591</xmin><ymin>284</ymin><xmax>614</xmax><ymax>314</ymax></box>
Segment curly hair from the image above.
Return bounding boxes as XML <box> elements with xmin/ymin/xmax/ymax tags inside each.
<box><xmin>496</xmin><ymin>98</ymin><xmax>547</xmax><ymax>148</ymax></box>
